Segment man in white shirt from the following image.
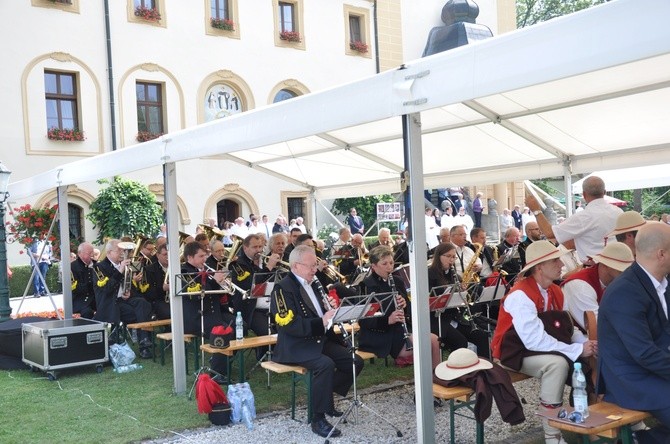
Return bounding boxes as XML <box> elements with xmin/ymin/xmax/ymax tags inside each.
<box><xmin>455</xmin><ymin>207</ymin><xmax>474</xmax><ymax>241</ymax></box>
<box><xmin>561</xmin><ymin>243</ymin><xmax>634</xmax><ymax>330</ymax></box>
<box><xmin>424</xmin><ymin>208</ymin><xmax>439</xmax><ymax>249</ymax></box>
<box><xmin>230</xmin><ymin>216</ymin><xmax>249</xmax><ymax>239</ymax></box>
<box><xmin>527</xmin><ymin>176</ymin><xmax>622</xmax><ymax>262</ymax></box>
<box><xmin>450</xmin><ymin>225</ymin><xmax>481</xmax><ymax>278</ymax></box>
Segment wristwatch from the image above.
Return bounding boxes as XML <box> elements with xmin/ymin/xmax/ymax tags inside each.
<box><xmin>533</xmin><ymin>209</ymin><xmax>542</xmax><ymax>216</ymax></box>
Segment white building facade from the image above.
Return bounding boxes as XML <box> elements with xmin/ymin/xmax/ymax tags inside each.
<box><xmin>1</xmin><ymin>0</ymin><xmax>509</xmax><ymax>265</ymax></box>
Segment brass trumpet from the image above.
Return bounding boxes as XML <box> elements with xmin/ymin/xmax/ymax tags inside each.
<box><xmin>204</xmin><ymin>263</ymin><xmax>249</xmax><ymax>299</ymax></box>
<box><xmin>318</xmin><ymin>257</ymin><xmax>348</xmax><ymax>284</ymax></box>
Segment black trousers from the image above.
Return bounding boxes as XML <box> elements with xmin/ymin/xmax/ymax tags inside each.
<box><xmin>119</xmin><ymin>297</ymin><xmax>152</xmax><ymax>342</ymax></box>
<box><xmin>288</xmin><ymin>340</ymin><xmax>363</xmax><ymax>420</ymax></box>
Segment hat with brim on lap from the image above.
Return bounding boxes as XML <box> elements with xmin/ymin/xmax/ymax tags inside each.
<box><xmin>434</xmin><ymin>348</ymin><xmax>492</xmax><ymax>381</ymax></box>
<box><xmin>608</xmin><ymin>211</ymin><xmax>647</xmax><ymax>237</ymax></box>
<box><xmin>518</xmin><ymin>240</ymin><xmax>571</xmax><ymax>277</ymax></box>
<box><xmin>590</xmin><ymin>243</ymin><xmax>634</xmax><ymax>272</ymax></box>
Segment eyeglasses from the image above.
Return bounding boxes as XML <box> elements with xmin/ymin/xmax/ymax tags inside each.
<box><xmin>441</xmin><ymin>254</ymin><xmax>457</xmax><ymax>259</ymax></box>
<box><xmin>557</xmin><ymin>408</ymin><xmax>584</xmax><ymax>423</ymax></box>
<box><xmin>297</xmin><ymin>262</ymin><xmax>318</xmax><ymax>269</ymax></box>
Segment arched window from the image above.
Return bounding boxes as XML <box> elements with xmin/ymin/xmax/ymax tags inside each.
<box><xmin>273</xmin><ymin>89</ymin><xmax>298</xmax><ymax>103</ymax></box>
<box><xmin>68</xmin><ymin>203</ymin><xmax>84</xmax><ymax>242</ymax></box>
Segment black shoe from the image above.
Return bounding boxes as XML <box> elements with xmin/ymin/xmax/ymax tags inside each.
<box><xmin>326</xmin><ymin>408</ymin><xmax>344</xmax><ymax>417</ymax></box>
<box><xmin>139</xmin><ymin>348</ymin><xmax>152</xmax><ymax>359</ymax></box>
<box><xmin>311</xmin><ymin>418</ymin><xmax>341</xmax><ymax>438</ymax></box>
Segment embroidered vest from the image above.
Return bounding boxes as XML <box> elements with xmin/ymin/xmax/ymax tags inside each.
<box><xmin>490</xmin><ymin>276</ymin><xmax>564</xmax><ymax>359</ymax></box>
<box><xmin>561</xmin><ymin>265</ymin><xmax>604</xmax><ymax>304</ymax></box>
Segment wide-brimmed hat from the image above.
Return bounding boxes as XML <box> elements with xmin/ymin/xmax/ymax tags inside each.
<box><xmin>434</xmin><ymin>348</ymin><xmax>492</xmax><ymax>381</ymax></box>
<box><xmin>518</xmin><ymin>240</ymin><xmax>570</xmax><ymax>277</ymax></box>
<box><xmin>608</xmin><ymin>211</ymin><xmax>647</xmax><ymax>237</ymax></box>
<box><xmin>590</xmin><ymin>243</ymin><xmax>634</xmax><ymax>272</ymax></box>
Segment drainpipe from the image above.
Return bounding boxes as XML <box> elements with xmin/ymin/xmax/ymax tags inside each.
<box><xmin>104</xmin><ymin>0</ymin><xmax>118</xmax><ymax>151</ymax></box>
<box><xmin>373</xmin><ymin>0</ymin><xmax>380</xmax><ymax>73</ymax></box>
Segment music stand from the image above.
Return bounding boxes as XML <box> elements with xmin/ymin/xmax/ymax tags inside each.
<box><xmin>176</xmin><ymin>270</ymin><xmax>229</xmax><ymax>399</ymax></box>
<box><xmin>326</xmin><ymin>292</ymin><xmax>404</xmax><ymax>441</ymax></box>
<box><xmin>247</xmin><ymin>271</ymin><xmax>286</xmax><ymax>386</ymax></box>
<box><xmin>428</xmin><ymin>285</ymin><xmax>453</xmax><ymax>341</ymax></box>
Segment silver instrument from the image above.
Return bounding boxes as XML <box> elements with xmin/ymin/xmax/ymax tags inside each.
<box><xmin>118</xmin><ymin>241</ymin><xmax>137</xmax><ymax>296</ymax></box>
<box><xmin>389</xmin><ymin>275</ymin><xmax>412</xmax><ymax>351</ymax></box>
<box><xmin>204</xmin><ymin>263</ymin><xmax>250</xmax><ymax>300</ymax></box>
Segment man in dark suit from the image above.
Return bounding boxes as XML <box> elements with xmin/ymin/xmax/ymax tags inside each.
<box><xmin>511</xmin><ymin>205</ymin><xmax>523</xmax><ymax>231</ymax></box>
<box><xmin>270</xmin><ymin>245</ymin><xmax>363</xmax><ymax>438</ymax></box>
<box><xmin>347</xmin><ymin>207</ymin><xmax>364</xmax><ymax>235</ymax></box>
<box><xmin>598</xmin><ymin>222</ymin><xmax>670</xmax><ymax>440</ymax></box>
<box><xmin>70</xmin><ymin>242</ymin><xmax>96</xmax><ymax>319</ymax></box>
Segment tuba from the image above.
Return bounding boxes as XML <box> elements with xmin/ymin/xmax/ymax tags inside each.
<box><xmin>198</xmin><ymin>224</ymin><xmax>225</xmax><ymax>242</ymax></box>
<box><xmin>224</xmin><ymin>235</ymin><xmax>244</xmax><ymax>268</ymax></box>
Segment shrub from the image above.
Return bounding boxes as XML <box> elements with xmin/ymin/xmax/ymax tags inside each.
<box><xmin>8</xmin><ymin>264</ymin><xmax>62</xmax><ymax>298</ymax></box>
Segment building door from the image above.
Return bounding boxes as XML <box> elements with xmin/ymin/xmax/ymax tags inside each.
<box><xmin>216</xmin><ymin>199</ymin><xmax>239</xmax><ymax>228</ymax></box>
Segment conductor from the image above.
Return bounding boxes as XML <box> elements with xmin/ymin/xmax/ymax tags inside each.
<box><xmin>270</xmin><ymin>245</ymin><xmax>363</xmax><ymax>438</ymax></box>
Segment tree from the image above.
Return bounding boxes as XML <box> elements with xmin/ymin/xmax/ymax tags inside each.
<box><xmin>331</xmin><ymin>195</ymin><xmax>395</xmax><ymax>233</ymax></box>
<box><xmin>517</xmin><ymin>0</ymin><xmax>606</xmax><ymax>28</ymax></box>
<box><xmin>88</xmin><ymin>177</ymin><xmax>163</xmax><ymax>244</ymax></box>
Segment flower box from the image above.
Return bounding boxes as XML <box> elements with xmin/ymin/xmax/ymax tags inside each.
<box><xmin>135</xmin><ymin>6</ymin><xmax>161</xmax><ymax>22</ymax></box>
<box><xmin>211</xmin><ymin>17</ymin><xmax>235</xmax><ymax>31</ymax></box>
<box><xmin>47</xmin><ymin>127</ymin><xmax>85</xmax><ymax>141</ymax></box>
<box><xmin>279</xmin><ymin>31</ymin><xmax>301</xmax><ymax>43</ymax></box>
<box><xmin>136</xmin><ymin>131</ymin><xmax>162</xmax><ymax>143</ymax></box>
<box><xmin>350</xmin><ymin>40</ymin><xmax>368</xmax><ymax>53</ymax></box>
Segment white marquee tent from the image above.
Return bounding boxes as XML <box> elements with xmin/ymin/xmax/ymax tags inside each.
<box><xmin>572</xmin><ymin>164</ymin><xmax>670</xmax><ymax>194</ymax></box>
<box><xmin>7</xmin><ymin>0</ymin><xmax>670</xmax><ymax>441</ymax></box>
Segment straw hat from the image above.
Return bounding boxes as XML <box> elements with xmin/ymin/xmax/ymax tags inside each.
<box><xmin>434</xmin><ymin>348</ymin><xmax>492</xmax><ymax>381</ymax></box>
<box><xmin>590</xmin><ymin>243</ymin><xmax>634</xmax><ymax>272</ymax></box>
<box><xmin>518</xmin><ymin>240</ymin><xmax>570</xmax><ymax>277</ymax></box>
<box><xmin>608</xmin><ymin>211</ymin><xmax>646</xmax><ymax>237</ymax></box>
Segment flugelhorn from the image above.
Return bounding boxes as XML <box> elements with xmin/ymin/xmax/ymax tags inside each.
<box><xmin>204</xmin><ymin>263</ymin><xmax>249</xmax><ymax>299</ymax></box>
<box><xmin>260</xmin><ymin>253</ymin><xmax>290</xmax><ymax>271</ymax></box>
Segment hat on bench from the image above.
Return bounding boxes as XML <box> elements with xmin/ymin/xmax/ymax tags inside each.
<box><xmin>435</xmin><ymin>348</ymin><xmax>492</xmax><ymax>381</ymax></box>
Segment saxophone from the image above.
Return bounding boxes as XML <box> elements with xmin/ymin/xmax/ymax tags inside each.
<box><xmin>461</xmin><ymin>243</ymin><xmax>482</xmax><ymax>285</ymax></box>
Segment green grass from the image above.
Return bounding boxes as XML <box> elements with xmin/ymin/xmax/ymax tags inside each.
<box><xmin>0</xmin><ymin>346</ymin><xmax>413</xmax><ymax>443</ymax></box>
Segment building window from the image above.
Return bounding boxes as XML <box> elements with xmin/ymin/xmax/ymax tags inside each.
<box><xmin>349</xmin><ymin>15</ymin><xmax>362</xmax><ymax>42</ymax></box>
<box><xmin>278</xmin><ymin>2</ymin><xmax>295</xmax><ymax>32</ymax></box>
<box><xmin>211</xmin><ymin>0</ymin><xmax>229</xmax><ymax>19</ymax></box>
<box><xmin>68</xmin><ymin>203</ymin><xmax>83</xmax><ymax>242</ymax></box>
<box><xmin>45</xmin><ymin>71</ymin><xmax>79</xmax><ymax>131</ymax></box>
<box><xmin>344</xmin><ymin>5</ymin><xmax>372</xmax><ymax>57</ymax></box>
<box><xmin>136</xmin><ymin>82</ymin><xmax>164</xmax><ymax>138</ymax></box>
<box><xmin>287</xmin><ymin>197</ymin><xmax>305</xmax><ymax>223</ymax></box>
<box><xmin>273</xmin><ymin>89</ymin><xmax>297</xmax><ymax>103</ymax></box>
<box><xmin>134</xmin><ymin>0</ymin><xmax>155</xmax><ymax>8</ymax></box>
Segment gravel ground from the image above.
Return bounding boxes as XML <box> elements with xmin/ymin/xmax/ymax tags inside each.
<box><xmin>146</xmin><ymin>378</ymin><xmax>553</xmax><ymax>444</ymax></box>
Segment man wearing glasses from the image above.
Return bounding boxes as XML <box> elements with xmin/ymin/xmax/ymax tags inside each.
<box><xmin>270</xmin><ymin>245</ymin><xmax>363</xmax><ymax>438</ymax></box>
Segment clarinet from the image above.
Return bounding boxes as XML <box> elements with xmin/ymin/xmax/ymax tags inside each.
<box><xmin>389</xmin><ymin>275</ymin><xmax>412</xmax><ymax>351</ymax></box>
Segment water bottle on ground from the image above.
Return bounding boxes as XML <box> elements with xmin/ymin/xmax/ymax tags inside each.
<box><xmin>572</xmin><ymin>362</ymin><xmax>589</xmax><ymax>418</ymax></box>
<box><xmin>235</xmin><ymin>311</ymin><xmax>243</xmax><ymax>341</ymax></box>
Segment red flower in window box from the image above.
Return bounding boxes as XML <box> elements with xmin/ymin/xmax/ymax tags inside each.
<box><xmin>6</xmin><ymin>203</ymin><xmax>59</xmax><ymax>248</ymax></box>
<box><xmin>47</xmin><ymin>127</ymin><xmax>85</xmax><ymax>141</ymax></box>
<box><xmin>279</xmin><ymin>31</ymin><xmax>301</xmax><ymax>43</ymax></box>
<box><xmin>136</xmin><ymin>131</ymin><xmax>163</xmax><ymax>143</ymax></box>
<box><xmin>349</xmin><ymin>40</ymin><xmax>368</xmax><ymax>53</ymax></box>
<box><xmin>211</xmin><ymin>18</ymin><xmax>235</xmax><ymax>31</ymax></box>
<box><xmin>134</xmin><ymin>6</ymin><xmax>161</xmax><ymax>22</ymax></box>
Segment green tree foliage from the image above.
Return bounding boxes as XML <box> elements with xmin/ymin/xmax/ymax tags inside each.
<box><xmin>613</xmin><ymin>187</ymin><xmax>670</xmax><ymax>216</ymax></box>
<box><xmin>87</xmin><ymin>177</ymin><xmax>163</xmax><ymax>244</ymax></box>
<box><xmin>517</xmin><ymin>0</ymin><xmax>606</xmax><ymax>28</ymax></box>
<box><xmin>331</xmin><ymin>195</ymin><xmax>395</xmax><ymax>232</ymax></box>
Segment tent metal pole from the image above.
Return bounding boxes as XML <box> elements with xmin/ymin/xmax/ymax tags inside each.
<box><xmin>563</xmin><ymin>159</ymin><xmax>573</xmax><ymax>218</ymax></box>
<box><xmin>164</xmin><ymin>161</ymin><xmax>187</xmax><ymax>394</ymax></box>
<box><xmin>402</xmin><ymin>112</ymin><xmax>435</xmax><ymax>443</ymax></box>
<box><xmin>57</xmin><ymin>185</ymin><xmax>73</xmax><ymax>318</ymax></box>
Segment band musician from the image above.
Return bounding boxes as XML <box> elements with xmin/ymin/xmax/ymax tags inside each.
<box><xmin>144</xmin><ymin>243</ymin><xmax>171</xmax><ymax>320</ymax></box>
<box><xmin>70</xmin><ymin>242</ymin><xmax>97</xmax><ymax>319</ymax></box>
<box><xmin>270</xmin><ymin>245</ymin><xmax>363</xmax><ymax>438</ymax></box>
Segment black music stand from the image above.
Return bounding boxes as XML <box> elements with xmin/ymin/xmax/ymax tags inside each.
<box><xmin>325</xmin><ymin>292</ymin><xmax>404</xmax><ymax>442</ymax></box>
<box><xmin>428</xmin><ymin>285</ymin><xmax>455</xmax><ymax>342</ymax></box>
<box><xmin>176</xmin><ymin>271</ymin><xmax>229</xmax><ymax>400</ymax></box>
<box><xmin>246</xmin><ymin>271</ymin><xmax>286</xmax><ymax>386</ymax></box>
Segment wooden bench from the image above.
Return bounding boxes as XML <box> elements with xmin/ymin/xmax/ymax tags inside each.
<box><xmin>155</xmin><ymin>332</ymin><xmax>198</xmax><ymax>373</ymax></box>
<box><xmin>433</xmin><ymin>370</ymin><xmax>531</xmax><ymax>444</ymax></box>
<box><xmin>260</xmin><ymin>361</ymin><xmax>312</xmax><ymax>423</ymax></box>
<box><xmin>126</xmin><ymin>319</ymin><xmax>172</xmax><ymax>361</ymax></box>
<box><xmin>200</xmin><ymin>334</ymin><xmax>278</xmax><ymax>383</ymax></box>
<box><xmin>547</xmin><ymin>401</ymin><xmax>651</xmax><ymax>444</ymax></box>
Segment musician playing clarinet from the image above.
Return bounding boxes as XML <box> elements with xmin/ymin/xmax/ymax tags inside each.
<box><xmin>271</xmin><ymin>245</ymin><xmax>363</xmax><ymax>438</ymax></box>
<box><xmin>358</xmin><ymin>246</ymin><xmax>441</xmax><ymax>369</ymax></box>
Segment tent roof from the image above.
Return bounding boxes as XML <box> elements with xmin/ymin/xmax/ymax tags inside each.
<box><xmin>9</xmin><ymin>0</ymin><xmax>670</xmax><ymax>200</ymax></box>
<box><xmin>572</xmin><ymin>164</ymin><xmax>670</xmax><ymax>194</ymax></box>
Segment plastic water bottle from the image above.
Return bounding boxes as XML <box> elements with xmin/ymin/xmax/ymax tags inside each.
<box><xmin>572</xmin><ymin>362</ymin><xmax>589</xmax><ymax>418</ymax></box>
<box><xmin>227</xmin><ymin>385</ymin><xmax>241</xmax><ymax>423</ymax></box>
<box><xmin>235</xmin><ymin>312</ymin><xmax>244</xmax><ymax>341</ymax></box>
<box><xmin>113</xmin><ymin>363</ymin><xmax>143</xmax><ymax>373</ymax></box>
